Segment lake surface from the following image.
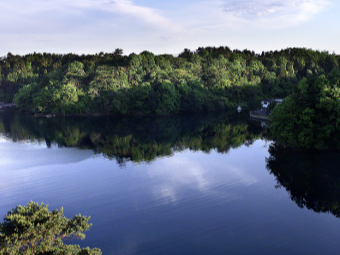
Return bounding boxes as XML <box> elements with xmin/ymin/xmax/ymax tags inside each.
<box><xmin>0</xmin><ymin>111</ymin><xmax>340</xmax><ymax>254</ymax></box>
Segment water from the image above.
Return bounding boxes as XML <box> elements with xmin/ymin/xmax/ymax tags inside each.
<box><xmin>0</xmin><ymin>112</ymin><xmax>340</xmax><ymax>254</ymax></box>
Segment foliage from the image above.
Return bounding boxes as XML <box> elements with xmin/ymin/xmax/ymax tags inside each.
<box><xmin>155</xmin><ymin>80</ymin><xmax>180</xmax><ymax>115</ymax></box>
<box><xmin>0</xmin><ymin>202</ymin><xmax>101</xmax><ymax>255</ymax></box>
<box><xmin>269</xmin><ymin>73</ymin><xmax>340</xmax><ymax>149</ymax></box>
<box><xmin>1</xmin><ymin>47</ymin><xmax>339</xmax><ymax>115</ymax></box>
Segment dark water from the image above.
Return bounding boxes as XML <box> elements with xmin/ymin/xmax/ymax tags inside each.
<box><xmin>0</xmin><ymin>112</ymin><xmax>340</xmax><ymax>254</ymax></box>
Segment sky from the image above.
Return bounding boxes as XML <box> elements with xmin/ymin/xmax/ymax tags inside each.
<box><xmin>0</xmin><ymin>0</ymin><xmax>339</xmax><ymax>56</ymax></box>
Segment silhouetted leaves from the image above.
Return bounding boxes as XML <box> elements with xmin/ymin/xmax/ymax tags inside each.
<box><xmin>267</xmin><ymin>144</ymin><xmax>340</xmax><ymax>218</ymax></box>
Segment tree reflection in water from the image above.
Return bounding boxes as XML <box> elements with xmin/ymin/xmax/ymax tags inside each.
<box><xmin>0</xmin><ymin>111</ymin><xmax>264</xmax><ymax>164</ymax></box>
<box><xmin>266</xmin><ymin>144</ymin><xmax>340</xmax><ymax>218</ymax></box>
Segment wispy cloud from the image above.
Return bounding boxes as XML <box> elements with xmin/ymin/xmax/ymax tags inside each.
<box><xmin>222</xmin><ymin>0</ymin><xmax>330</xmax><ymax>19</ymax></box>
<box><xmin>182</xmin><ymin>0</ymin><xmax>331</xmax><ymax>32</ymax></box>
<box><xmin>0</xmin><ymin>0</ymin><xmax>185</xmax><ymax>54</ymax></box>
<box><xmin>106</xmin><ymin>0</ymin><xmax>180</xmax><ymax>32</ymax></box>
<box><xmin>0</xmin><ymin>0</ymin><xmax>336</xmax><ymax>55</ymax></box>
<box><xmin>0</xmin><ymin>0</ymin><xmax>181</xmax><ymax>35</ymax></box>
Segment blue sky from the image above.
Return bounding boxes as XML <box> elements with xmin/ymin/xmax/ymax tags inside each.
<box><xmin>0</xmin><ymin>0</ymin><xmax>339</xmax><ymax>56</ymax></box>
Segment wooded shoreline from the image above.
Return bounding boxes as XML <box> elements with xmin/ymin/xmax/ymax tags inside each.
<box><xmin>0</xmin><ymin>46</ymin><xmax>338</xmax><ymax>117</ymax></box>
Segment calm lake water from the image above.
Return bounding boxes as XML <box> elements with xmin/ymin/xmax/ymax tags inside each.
<box><xmin>0</xmin><ymin>111</ymin><xmax>340</xmax><ymax>254</ymax></box>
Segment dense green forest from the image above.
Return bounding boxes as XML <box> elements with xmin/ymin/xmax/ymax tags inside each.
<box><xmin>0</xmin><ymin>112</ymin><xmax>264</xmax><ymax>163</ymax></box>
<box><xmin>269</xmin><ymin>71</ymin><xmax>340</xmax><ymax>150</ymax></box>
<box><xmin>1</xmin><ymin>47</ymin><xmax>338</xmax><ymax>115</ymax></box>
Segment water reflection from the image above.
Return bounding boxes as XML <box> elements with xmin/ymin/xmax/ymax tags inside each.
<box><xmin>146</xmin><ymin>150</ymin><xmax>259</xmax><ymax>204</ymax></box>
<box><xmin>0</xmin><ymin>111</ymin><xmax>264</xmax><ymax>164</ymax></box>
<box><xmin>0</xmin><ymin>138</ymin><xmax>94</xmax><ymax>171</ymax></box>
<box><xmin>266</xmin><ymin>144</ymin><xmax>340</xmax><ymax>218</ymax></box>
<box><xmin>2</xmin><ymin>113</ymin><xmax>340</xmax><ymax>254</ymax></box>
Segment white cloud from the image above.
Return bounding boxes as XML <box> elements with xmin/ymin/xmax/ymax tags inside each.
<box><xmin>0</xmin><ymin>0</ymin><xmax>180</xmax><ymax>33</ymax></box>
<box><xmin>177</xmin><ymin>0</ymin><xmax>331</xmax><ymax>33</ymax></box>
<box><xmin>107</xmin><ymin>0</ymin><xmax>181</xmax><ymax>32</ymax></box>
<box><xmin>221</xmin><ymin>0</ymin><xmax>330</xmax><ymax>23</ymax></box>
<box><xmin>0</xmin><ymin>0</ymin><xmax>336</xmax><ymax>55</ymax></box>
<box><xmin>222</xmin><ymin>0</ymin><xmax>329</xmax><ymax>17</ymax></box>
<box><xmin>0</xmin><ymin>0</ymin><xmax>185</xmax><ymax>55</ymax></box>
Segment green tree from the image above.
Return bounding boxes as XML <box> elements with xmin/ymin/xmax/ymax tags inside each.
<box><xmin>0</xmin><ymin>201</ymin><xmax>101</xmax><ymax>255</ymax></box>
<box><xmin>113</xmin><ymin>48</ymin><xmax>123</xmax><ymax>57</ymax></box>
<box><xmin>155</xmin><ymin>80</ymin><xmax>180</xmax><ymax>115</ymax></box>
<box><xmin>269</xmin><ymin>75</ymin><xmax>340</xmax><ymax>149</ymax></box>
<box><xmin>66</xmin><ymin>61</ymin><xmax>86</xmax><ymax>78</ymax></box>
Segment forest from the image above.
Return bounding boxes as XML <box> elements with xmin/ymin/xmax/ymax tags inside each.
<box><xmin>1</xmin><ymin>46</ymin><xmax>339</xmax><ymax>116</ymax></box>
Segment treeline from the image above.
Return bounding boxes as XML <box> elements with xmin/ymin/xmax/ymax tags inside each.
<box><xmin>0</xmin><ymin>111</ymin><xmax>264</xmax><ymax>163</ymax></box>
<box><xmin>0</xmin><ymin>47</ymin><xmax>339</xmax><ymax>115</ymax></box>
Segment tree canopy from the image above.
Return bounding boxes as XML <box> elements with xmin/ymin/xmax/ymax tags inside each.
<box><xmin>0</xmin><ymin>202</ymin><xmax>101</xmax><ymax>255</ymax></box>
<box><xmin>269</xmin><ymin>69</ymin><xmax>340</xmax><ymax>150</ymax></box>
<box><xmin>1</xmin><ymin>47</ymin><xmax>338</xmax><ymax>116</ymax></box>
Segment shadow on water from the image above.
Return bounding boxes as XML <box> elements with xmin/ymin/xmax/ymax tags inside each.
<box><xmin>0</xmin><ymin>111</ymin><xmax>265</xmax><ymax>164</ymax></box>
<box><xmin>266</xmin><ymin>144</ymin><xmax>340</xmax><ymax>218</ymax></box>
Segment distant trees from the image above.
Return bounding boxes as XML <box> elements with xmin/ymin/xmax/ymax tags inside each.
<box><xmin>0</xmin><ymin>46</ymin><xmax>338</xmax><ymax>116</ymax></box>
<box><xmin>0</xmin><ymin>201</ymin><xmax>101</xmax><ymax>255</ymax></box>
<box><xmin>113</xmin><ymin>48</ymin><xmax>123</xmax><ymax>56</ymax></box>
